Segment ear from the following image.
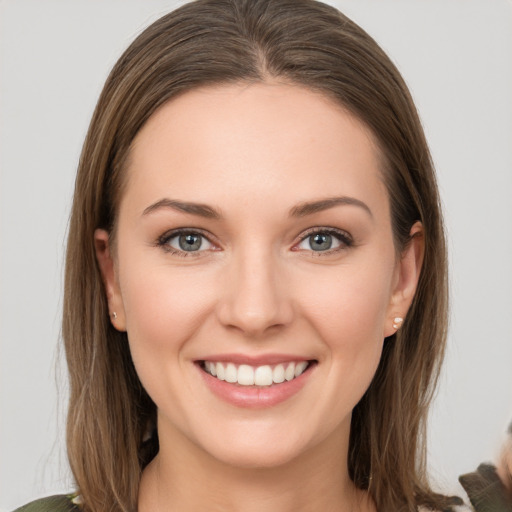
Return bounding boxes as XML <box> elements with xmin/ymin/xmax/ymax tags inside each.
<box><xmin>94</xmin><ymin>229</ymin><xmax>126</xmax><ymax>331</ymax></box>
<box><xmin>384</xmin><ymin>221</ymin><xmax>424</xmax><ymax>337</ymax></box>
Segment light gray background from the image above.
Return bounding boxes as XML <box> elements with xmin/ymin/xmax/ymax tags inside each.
<box><xmin>1</xmin><ymin>1</ymin><xmax>511</xmax><ymax>510</ymax></box>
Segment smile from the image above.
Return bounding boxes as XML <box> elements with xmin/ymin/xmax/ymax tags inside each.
<box><xmin>197</xmin><ymin>357</ymin><xmax>317</xmax><ymax>408</ymax></box>
<box><xmin>202</xmin><ymin>360</ymin><xmax>311</xmax><ymax>386</ymax></box>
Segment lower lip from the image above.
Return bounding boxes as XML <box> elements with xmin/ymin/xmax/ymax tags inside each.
<box><xmin>197</xmin><ymin>362</ymin><xmax>315</xmax><ymax>409</ymax></box>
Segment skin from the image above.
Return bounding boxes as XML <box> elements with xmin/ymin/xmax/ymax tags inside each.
<box><xmin>497</xmin><ymin>435</ymin><xmax>512</xmax><ymax>493</ymax></box>
<box><xmin>95</xmin><ymin>82</ymin><xmax>423</xmax><ymax>512</ymax></box>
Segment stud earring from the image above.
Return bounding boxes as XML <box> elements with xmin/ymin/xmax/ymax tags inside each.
<box><xmin>392</xmin><ymin>317</ymin><xmax>403</xmax><ymax>330</ymax></box>
<box><xmin>112</xmin><ymin>312</ymin><xmax>117</xmax><ymax>320</ymax></box>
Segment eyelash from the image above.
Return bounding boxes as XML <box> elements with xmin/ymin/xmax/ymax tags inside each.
<box><xmin>155</xmin><ymin>227</ymin><xmax>354</xmax><ymax>257</ymax></box>
<box><xmin>156</xmin><ymin>228</ymin><xmax>216</xmax><ymax>257</ymax></box>
<box><xmin>294</xmin><ymin>227</ymin><xmax>353</xmax><ymax>256</ymax></box>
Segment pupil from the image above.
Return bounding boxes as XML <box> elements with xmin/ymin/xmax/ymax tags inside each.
<box><xmin>311</xmin><ymin>233</ymin><xmax>332</xmax><ymax>251</ymax></box>
<box><xmin>179</xmin><ymin>234</ymin><xmax>201</xmax><ymax>251</ymax></box>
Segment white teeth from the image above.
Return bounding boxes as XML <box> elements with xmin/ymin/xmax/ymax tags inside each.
<box><xmin>254</xmin><ymin>365</ymin><xmax>273</xmax><ymax>386</ymax></box>
<box><xmin>294</xmin><ymin>361</ymin><xmax>308</xmax><ymax>377</ymax></box>
<box><xmin>273</xmin><ymin>364</ymin><xmax>285</xmax><ymax>384</ymax></box>
<box><xmin>225</xmin><ymin>363</ymin><xmax>237</xmax><ymax>383</ymax></box>
<box><xmin>204</xmin><ymin>360</ymin><xmax>311</xmax><ymax>386</ymax></box>
<box><xmin>237</xmin><ymin>364</ymin><xmax>254</xmax><ymax>385</ymax></box>
<box><xmin>285</xmin><ymin>363</ymin><xmax>295</xmax><ymax>381</ymax></box>
<box><xmin>216</xmin><ymin>362</ymin><xmax>225</xmax><ymax>380</ymax></box>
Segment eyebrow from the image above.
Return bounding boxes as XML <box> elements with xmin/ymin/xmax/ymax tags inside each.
<box><xmin>289</xmin><ymin>196</ymin><xmax>373</xmax><ymax>218</ymax></box>
<box><xmin>142</xmin><ymin>198</ymin><xmax>221</xmax><ymax>219</ymax></box>
<box><xmin>142</xmin><ymin>195</ymin><xmax>372</xmax><ymax>220</ymax></box>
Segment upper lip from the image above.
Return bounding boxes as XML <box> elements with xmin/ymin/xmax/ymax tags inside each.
<box><xmin>197</xmin><ymin>353</ymin><xmax>314</xmax><ymax>366</ymax></box>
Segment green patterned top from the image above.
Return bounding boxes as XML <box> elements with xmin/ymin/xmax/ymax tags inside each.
<box><xmin>12</xmin><ymin>495</ymin><xmax>80</xmax><ymax>512</ymax></box>
<box><xmin>459</xmin><ymin>463</ymin><xmax>512</xmax><ymax>512</ymax></box>
<box><xmin>12</xmin><ymin>465</ymin><xmax>512</xmax><ymax>511</ymax></box>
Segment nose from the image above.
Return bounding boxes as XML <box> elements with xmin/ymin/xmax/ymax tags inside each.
<box><xmin>216</xmin><ymin>246</ymin><xmax>294</xmax><ymax>337</ymax></box>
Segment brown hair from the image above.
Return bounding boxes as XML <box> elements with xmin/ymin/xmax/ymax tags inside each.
<box><xmin>63</xmin><ymin>1</ymin><xmax>460</xmax><ymax>510</ymax></box>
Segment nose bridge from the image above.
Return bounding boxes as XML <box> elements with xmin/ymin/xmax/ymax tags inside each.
<box><xmin>217</xmin><ymin>241</ymin><xmax>292</xmax><ymax>336</ymax></box>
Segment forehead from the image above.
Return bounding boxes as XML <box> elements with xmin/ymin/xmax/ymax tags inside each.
<box><xmin>122</xmin><ymin>82</ymin><xmax>387</xmax><ymax>219</ymax></box>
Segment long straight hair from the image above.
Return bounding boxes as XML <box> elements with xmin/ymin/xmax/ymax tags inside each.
<box><xmin>63</xmin><ymin>1</ymin><xmax>460</xmax><ymax>510</ymax></box>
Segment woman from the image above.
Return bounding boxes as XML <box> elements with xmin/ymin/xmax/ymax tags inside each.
<box><xmin>10</xmin><ymin>0</ymin><xmax>479</xmax><ymax>510</ymax></box>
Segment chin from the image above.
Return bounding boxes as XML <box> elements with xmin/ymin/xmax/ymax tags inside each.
<box><xmin>208</xmin><ymin>441</ymin><xmax>306</xmax><ymax>470</ymax></box>
<box><xmin>193</xmin><ymin>417</ymin><xmax>334</xmax><ymax>471</ymax></box>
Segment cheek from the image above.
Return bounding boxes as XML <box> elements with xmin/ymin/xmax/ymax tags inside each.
<box><xmin>294</xmin><ymin>262</ymin><xmax>393</xmax><ymax>399</ymax></box>
<box><xmin>297</xmin><ymin>262</ymin><xmax>393</xmax><ymax>347</ymax></box>
<box><xmin>118</xmin><ymin>262</ymin><xmax>216</xmax><ymax>380</ymax></box>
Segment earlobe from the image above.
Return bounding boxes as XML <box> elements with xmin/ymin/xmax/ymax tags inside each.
<box><xmin>385</xmin><ymin>221</ymin><xmax>424</xmax><ymax>337</ymax></box>
<box><xmin>94</xmin><ymin>229</ymin><xmax>126</xmax><ymax>331</ymax></box>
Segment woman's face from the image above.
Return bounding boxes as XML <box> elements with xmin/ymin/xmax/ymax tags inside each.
<box><xmin>96</xmin><ymin>82</ymin><xmax>421</xmax><ymax>469</ymax></box>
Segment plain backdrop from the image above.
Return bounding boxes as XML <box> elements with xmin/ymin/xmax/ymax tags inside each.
<box><xmin>1</xmin><ymin>1</ymin><xmax>511</xmax><ymax>510</ymax></box>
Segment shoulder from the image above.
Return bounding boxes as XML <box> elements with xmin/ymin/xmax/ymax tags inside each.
<box><xmin>418</xmin><ymin>508</ymin><xmax>472</xmax><ymax>512</ymax></box>
<box><xmin>459</xmin><ymin>463</ymin><xmax>512</xmax><ymax>512</ymax></box>
<box><xmin>12</xmin><ymin>495</ymin><xmax>80</xmax><ymax>512</ymax></box>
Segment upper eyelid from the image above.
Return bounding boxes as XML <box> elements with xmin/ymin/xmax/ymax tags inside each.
<box><xmin>156</xmin><ymin>228</ymin><xmax>219</xmax><ymax>256</ymax></box>
<box><xmin>158</xmin><ymin>227</ymin><xmax>216</xmax><ymax>243</ymax></box>
<box><xmin>291</xmin><ymin>227</ymin><xmax>353</xmax><ymax>255</ymax></box>
<box><xmin>156</xmin><ymin>226</ymin><xmax>352</xmax><ymax>251</ymax></box>
<box><xmin>296</xmin><ymin>226</ymin><xmax>352</xmax><ymax>242</ymax></box>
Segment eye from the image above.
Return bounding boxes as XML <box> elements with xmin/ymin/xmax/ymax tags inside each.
<box><xmin>295</xmin><ymin>228</ymin><xmax>352</xmax><ymax>253</ymax></box>
<box><xmin>158</xmin><ymin>229</ymin><xmax>215</xmax><ymax>255</ymax></box>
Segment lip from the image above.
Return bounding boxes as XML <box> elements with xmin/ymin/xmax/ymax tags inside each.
<box><xmin>196</xmin><ymin>358</ymin><xmax>316</xmax><ymax>409</ymax></box>
<box><xmin>198</xmin><ymin>353</ymin><xmax>311</xmax><ymax>366</ymax></box>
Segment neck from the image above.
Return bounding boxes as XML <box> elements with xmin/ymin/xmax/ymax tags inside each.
<box><xmin>138</xmin><ymin>420</ymin><xmax>374</xmax><ymax>512</ymax></box>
